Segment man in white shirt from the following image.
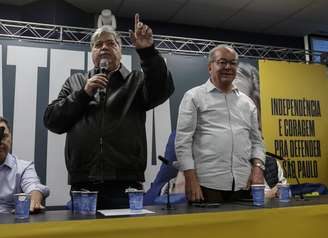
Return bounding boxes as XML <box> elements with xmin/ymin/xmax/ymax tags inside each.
<box><xmin>0</xmin><ymin>116</ymin><xmax>49</xmax><ymax>213</ymax></box>
<box><xmin>175</xmin><ymin>45</ymin><xmax>265</xmax><ymax>203</ymax></box>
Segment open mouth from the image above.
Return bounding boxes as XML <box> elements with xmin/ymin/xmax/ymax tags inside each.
<box><xmin>100</xmin><ymin>50</ymin><xmax>112</xmax><ymax>55</ymax></box>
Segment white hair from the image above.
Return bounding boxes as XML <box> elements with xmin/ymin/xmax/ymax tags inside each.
<box><xmin>90</xmin><ymin>25</ymin><xmax>121</xmax><ymax>48</ymax></box>
<box><xmin>208</xmin><ymin>44</ymin><xmax>239</xmax><ymax>63</ymax></box>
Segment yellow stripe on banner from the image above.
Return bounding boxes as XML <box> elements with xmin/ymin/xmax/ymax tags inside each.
<box><xmin>1</xmin><ymin>205</ymin><xmax>328</xmax><ymax>238</ymax></box>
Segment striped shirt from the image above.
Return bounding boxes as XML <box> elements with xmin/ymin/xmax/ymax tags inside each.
<box><xmin>0</xmin><ymin>154</ymin><xmax>49</xmax><ymax>213</ymax></box>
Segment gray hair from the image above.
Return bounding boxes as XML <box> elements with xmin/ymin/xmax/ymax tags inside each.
<box><xmin>90</xmin><ymin>25</ymin><xmax>121</xmax><ymax>48</ymax></box>
<box><xmin>208</xmin><ymin>44</ymin><xmax>239</xmax><ymax>63</ymax></box>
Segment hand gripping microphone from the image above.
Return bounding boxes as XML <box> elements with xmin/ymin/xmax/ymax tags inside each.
<box><xmin>99</xmin><ymin>58</ymin><xmax>109</xmax><ymax>99</ymax></box>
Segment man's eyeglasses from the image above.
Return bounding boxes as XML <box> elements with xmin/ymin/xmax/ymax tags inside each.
<box><xmin>213</xmin><ymin>59</ymin><xmax>239</xmax><ymax>67</ymax></box>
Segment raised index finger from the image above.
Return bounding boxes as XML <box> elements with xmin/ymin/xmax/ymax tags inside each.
<box><xmin>134</xmin><ymin>13</ymin><xmax>140</xmax><ymax>31</ymax></box>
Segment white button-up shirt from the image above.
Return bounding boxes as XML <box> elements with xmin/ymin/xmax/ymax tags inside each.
<box><xmin>175</xmin><ymin>79</ymin><xmax>265</xmax><ymax>191</ymax></box>
<box><xmin>0</xmin><ymin>154</ymin><xmax>50</xmax><ymax>213</ymax></box>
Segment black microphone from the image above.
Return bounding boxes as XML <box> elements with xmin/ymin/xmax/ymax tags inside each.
<box><xmin>157</xmin><ymin>155</ymin><xmax>176</xmax><ymax>210</ymax></box>
<box><xmin>158</xmin><ymin>155</ymin><xmax>181</xmax><ymax>170</ymax></box>
<box><xmin>158</xmin><ymin>155</ymin><xmax>170</xmax><ymax>165</ymax></box>
<box><xmin>98</xmin><ymin>58</ymin><xmax>109</xmax><ymax>99</ymax></box>
<box><xmin>266</xmin><ymin>152</ymin><xmax>284</xmax><ymax>160</ymax></box>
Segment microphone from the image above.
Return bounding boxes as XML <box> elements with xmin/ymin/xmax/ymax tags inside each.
<box><xmin>266</xmin><ymin>152</ymin><xmax>284</xmax><ymax>160</ymax></box>
<box><xmin>98</xmin><ymin>58</ymin><xmax>109</xmax><ymax>99</ymax></box>
<box><xmin>158</xmin><ymin>155</ymin><xmax>181</xmax><ymax>170</ymax></box>
<box><xmin>158</xmin><ymin>155</ymin><xmax>170</xmax><ymax>165</ymax></box>
<box><xmin>157</xmin><ymin>155</ymin><xmax>176</xmax><ymax>210</ymax></box>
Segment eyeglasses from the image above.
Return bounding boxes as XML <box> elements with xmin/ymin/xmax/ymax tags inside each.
<box><xmin>212</xmin><ymin>59</ymin><xmax>239</xmax><ymax>67</ymax></box>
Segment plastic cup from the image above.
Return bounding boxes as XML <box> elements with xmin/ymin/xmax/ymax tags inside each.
<box><xmin>87</xmin><ymin>191</ymin><xmax>98</xmax><ymax>215</ymax></box>
<box><xmin>277</xmin><ymin>184</ymin><xmax>290</xmax><ymax>202</ymax></box>
<box><xmin>71</xmin><ymin>191</ymin><xmax>82</xmax><ymax>214</ymax></box>
<box><xmin>251</xmin><ymin>184</ymin><xmax>265</xmax><ymax>206</ymax></box>
<box><xmin>80</xmin><ymin>191</ymin><xmax>98</xmax><ymax>215</ymax></box>
<box><xmin>126</xmin><ymin>188</ymin><xmax>144</xmax><ymax>211</ymax></box>
<box><xmin>14</xmin><ymin>193</ymin><xmax>31</xmax><ymax>219</ymax></box>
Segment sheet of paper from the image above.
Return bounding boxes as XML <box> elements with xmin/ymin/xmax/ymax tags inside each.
<box><xmin>98</xmin><ymin>209</ymin><xmax>155</xmax><ymax>216</ymax></box>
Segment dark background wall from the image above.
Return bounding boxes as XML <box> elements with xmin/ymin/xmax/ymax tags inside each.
<box><xmin>0</xmin><ymin>0</ymin><xmax>304</xmax><ymax>49</ymax></box>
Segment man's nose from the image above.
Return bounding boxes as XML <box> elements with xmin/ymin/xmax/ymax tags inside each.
<box><xmin>100</xmin><ymin>42</ymin><xmax>109</xmax><ymax>50</ymax></box>
<box><xmin>224</xmin><ymin>63</ymin><xmax>233</xmax><ymax>69</ymax></box>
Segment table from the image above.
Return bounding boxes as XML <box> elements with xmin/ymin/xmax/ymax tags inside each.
<box><xmin>1</xmin><ymin>196</ymin><xmax>328</xmax><ymax>238</ymax></box>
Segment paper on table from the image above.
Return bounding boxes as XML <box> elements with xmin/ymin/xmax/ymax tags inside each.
<box><xmin>98</xmin><ymin>209</ymin><xmax>155</xmax><ymax>216</ymax></box>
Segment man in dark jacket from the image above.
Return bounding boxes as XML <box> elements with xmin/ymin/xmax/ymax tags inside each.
<box><xmin>44</xmin><ymin>14</ymin><xmax>174</xmax><ymax>209</ymax></box>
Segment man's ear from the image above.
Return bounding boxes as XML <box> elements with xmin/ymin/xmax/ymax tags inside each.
<box><xmin>208</xmin><ymin>63</ymin><xmax>212</xmax><ymax>74</ymax></box>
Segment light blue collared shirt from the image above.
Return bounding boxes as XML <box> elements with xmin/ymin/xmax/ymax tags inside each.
<box><xmin>175</xmin><ymin>79</ymin><xmax>265</xmax><ymax>191</ymax></box>
<box><xmin>0</xmin><ymin>154</ymin><xmax>50</xmax><ymax>213</ymax></box>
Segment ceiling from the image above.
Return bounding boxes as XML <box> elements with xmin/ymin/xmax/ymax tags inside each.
<box><xmin>1</xmin><ymin>0</ymin><xmax>328</xmax><ymax>37</ymax></box>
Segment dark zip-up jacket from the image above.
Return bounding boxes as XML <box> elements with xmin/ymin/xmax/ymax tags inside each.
<box><xmin>44</xmin><ymin>46</ymin><xmax>174</xmax><ymax>184</ymax></box>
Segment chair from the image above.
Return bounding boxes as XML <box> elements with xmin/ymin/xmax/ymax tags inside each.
<box><xmin>143</xmin><ymin>130</ymin><xmax>186</xmax><ymax>205</ymax></box>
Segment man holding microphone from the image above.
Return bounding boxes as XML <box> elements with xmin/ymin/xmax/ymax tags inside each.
<box><xmin>44</xmin><ymin>14</ymin><xmax>174</xmax><ymax>209</ymax></box>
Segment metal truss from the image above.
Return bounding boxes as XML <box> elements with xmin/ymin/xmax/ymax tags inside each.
<box><xmin>0</xmin><ymin>18</ymin><xmax>325</xmax><ymax>63</ymax></box>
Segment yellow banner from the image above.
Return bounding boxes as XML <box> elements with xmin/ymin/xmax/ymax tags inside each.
<box><xmin>259</xmin><ymin>60</ymin><xmax>328</xmax><ymax>186</ymax></box>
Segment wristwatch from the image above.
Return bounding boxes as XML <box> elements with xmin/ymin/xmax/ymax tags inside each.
<box><xmin>253</xmin><ymin>162</ymin><xmax>265</xmax><ymax>171</ymax></box>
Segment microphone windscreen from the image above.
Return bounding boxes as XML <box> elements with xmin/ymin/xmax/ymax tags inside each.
<box><xmin>99</xmin><ymin>58</ymin><xmax>109</xmax><ymax>74</ymax></box>
<box><xmin>158</xmin><ymin>155</ymin><xmax>169</xmax><ymax>165</ymax></box>
<box><xmin>98</xmin><ymin>58</ymin><xmax>109</xmax><ymax>99</ymax></box>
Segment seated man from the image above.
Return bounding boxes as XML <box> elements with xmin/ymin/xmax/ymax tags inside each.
<box><xmin>0</xmin><ymin>116</ymin><xmax>49</xmax><ymax>213</ymax></box>
<box><xmin>264</xmin><ymin>155</ymin><xmax>287</xmax><ymax>198</ymax></box>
